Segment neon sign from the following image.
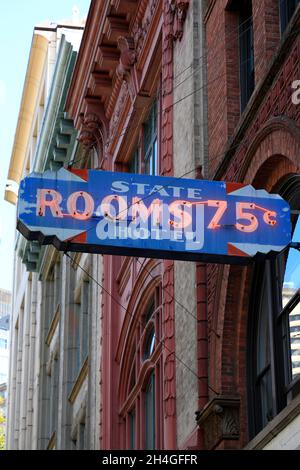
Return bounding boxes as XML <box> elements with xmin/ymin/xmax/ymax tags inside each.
<box><xmin>17</xmin><ymin>168</ymin><xmax>291</xmax><ymax>264</ymax></box>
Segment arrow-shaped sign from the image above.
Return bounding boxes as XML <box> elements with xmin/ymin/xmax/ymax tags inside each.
<box><xmin>17</xmin><ymin>168</ymin><xmax>291</xmax><ymax>264</ymax></box>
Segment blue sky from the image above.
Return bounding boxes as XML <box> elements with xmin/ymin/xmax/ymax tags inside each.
<box><xmin>0</xmin><ymin>1</ymin><xmax>91</xmax><ymax>291</ymax></box>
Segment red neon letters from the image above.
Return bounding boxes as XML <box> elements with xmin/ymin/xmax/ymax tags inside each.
<box><xmin>37</xmin><ymin>189</ymin><xmax>63</xmax><ymax>218</ymax></box>
<box><xmin>37</xmin><ymin>189</ymin><xmax>277</xmax><ymax>231</ymax></box>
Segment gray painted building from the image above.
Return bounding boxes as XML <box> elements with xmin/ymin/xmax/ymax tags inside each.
<box><xmin>173</xmin><ymin>0</ymin><xmax>208</xmax><ymax>447</ymax></box>
<box><xmin>6</xmin><ymin>19</ymin><xmax>102</xmax><ymax>450</ymax></box>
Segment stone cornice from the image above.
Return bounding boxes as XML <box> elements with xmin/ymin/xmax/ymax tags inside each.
<box><xmin>5</xmin><ymin>34</ymin><xmax>48</xmax><ymax>205</ymax></box>
<box><xmin>34</xmin><ymin>36</ymin><xmax>77</xmax><ymax>172</ymax></box>
<box><xmin>66</xmin><ymin>0</ymin><xmax>190</xmax><ymax>162</ymax></box>
<box><xmin>66</xmin><ymin>0</ymin><xmax>110</xmax><ymax>128</ymax></box>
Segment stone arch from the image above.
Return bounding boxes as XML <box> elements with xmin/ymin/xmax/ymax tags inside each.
<box><xmin>239</xmin><ymin>116</ymin><xmax>300</xmax><ymax>186</ymax></box>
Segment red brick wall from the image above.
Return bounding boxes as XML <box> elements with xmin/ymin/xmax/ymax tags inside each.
<box><xmin>205</xmin><ymin>0</ymin><xmax>241</xmax><ymax>176</ymax></box>
<box><xmin>205</xmin><ymin>0</ymin><xmax>293</xmax><ymax>177</ymax></box>
<box><xmin>203</xmin><ymin>1</ymin><xmax>300</xmax><ymax>449</ymax></box>
<box><xmin>252</xmin><ymin>0</ymin><xmax>280</xmax><ymax>85</ymax></box>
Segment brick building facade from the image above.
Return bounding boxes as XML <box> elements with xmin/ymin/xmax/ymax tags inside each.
<box><xmin>66</xmin><ymin>0</ymin><xmax>207</xmax><ymax>449</ymax></box>
<box><xmin>65</xmin><ymin>0</ymin><xmax>300</xmax><ymax>450</ymax></box>
<box><xmin>197</xmin><ymin>0</ymin><xmax>300</xmax><ymax>449</ymax></box>
<box><xmin>6</xmin><ymin>0</ymin><xmax>300</xmax><ymax>450</ymax></box>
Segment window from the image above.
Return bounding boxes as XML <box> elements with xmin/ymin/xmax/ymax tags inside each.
<box><xmin>239</xmin><ymin>1</ymin><xmax>255</xmax><ymax>111</ymax></box>
<box><xmin>144</xmin><ymin>102</ymin><xmax>158</xmax><ymax>176</ymax></box>
<box><xmin>145</xmin><ymin>372</ymin><xmax>155</xmax><ymax>450</ymax></box>
<box><xmin>121</xmin><ymin>286</ymin><xmax>163</xmax><ymax>449</ymax></box>
<box><xmin>144</xmin><ymin>326</ymin><xmax>155</xmax><ymax>360</ymax></box>
<box><xmin>75</xmin><ymin>279</ymin><xmax>89</xmax><ymax>375</ymax></box>
<box><xmin>248</xmin><ymin>177</ymin><xmax>300</xmax><ymax>437</ymax></box>
<box><xmin>280</xmin><ymin>0</ymin><xmax>300</xmax><ymax>34</ymax></box>
<box><xmin>53</xmin><ymin>261</ymin><xmax>61</xmax><ymax>314</ymax></box>
<box><xmin>0</xmin><ymin>338</ymin><xmax>7</xmax><ymax>349</ymax></box>
<box><xmin>128</xmin><ymin>99</ymin><xmax>159</xmax><ymax>176</ymax></box>
<box><xmin>129</xmin><ymin>409</ymin><xmax>135</xmax><ymax>450</ymax></box>
<box><xmin>129</xmin><ymin>148</ymin><xmax>140</xmax><ymax>174</ymax></box>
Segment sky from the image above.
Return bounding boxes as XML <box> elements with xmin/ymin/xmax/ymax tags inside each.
<box><xmin>0</xmin><ymin>0</ymin><xmax>91</xmax><ymax>291</ymax></box>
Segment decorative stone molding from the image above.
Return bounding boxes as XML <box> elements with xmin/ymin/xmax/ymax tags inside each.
<box><xmin>196</xmin><ymin>396</ymin><xmax>240</xmax><ymax>450</ymax></box>
<box><xmin>78</xmin><ymin>112</ymin><xmax>101</xmax><ymax>149</ymax></box>
<box><xmin>132</xmin><ymin>0</ymin><xmax>160</xmax><ymax>56</ymax></box>
<box><xmin>132</xmin><ymin>0</ymin><xmax>189</xmax><ymax>61</ymax></box>
<box><xmin>116</xmin><ymin>36</ymin><xmax>136</xmax><ymax>81</ymax></box>
<box><xmin>78</xmin><ymin>105</ymin><xmax>109</xmax><ymax>156</ymax></box>
<box><xmin>115</xmin><ymin>35</ymin><xmax>140</xmax><ymax>103</ymax></box>
<box><xmin>164</xmin><ymin>0</ymin><xmax>190</xmax><ymax>48</ymax></box>
<box><xmin>173</xmin><ymin>1</ymin><xmax>190</xmax><ymax>41</ymax></box>
<box><xmin>163</xmin><ymin>260</ymin><xmax>176</xmax><ymax>418</ymax></box>
<box><xmin>108</xmin><ymin>81</ymin><xmax>129</xmax><ymax>148</ymax></box>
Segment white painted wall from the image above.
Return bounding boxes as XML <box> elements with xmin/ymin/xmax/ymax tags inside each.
<box><xmin>264</xmin><ymin>414</ymin><xmax>300</xmax><ymax>450</ymax></box>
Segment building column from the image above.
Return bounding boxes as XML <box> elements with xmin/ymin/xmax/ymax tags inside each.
<box><xmin>56</xmin><ymin>254</ymin><xmax>77</xmax><ymax>449</ymax></box>
<box><xmin>19</xmin><ymin>279</ymin><xmax>32</xmax><ymax>449</ymax></box>
<box><xmin>6</xmin><ymin>306</ymin><xmax>19</xmax><ymax>448</ymax></box>
<box><xmin>86</xmin><ymin>254</ymin><xmax>102</xmax><ymax>450</ymax></box>
<box><xmin>15</xmin><ymin>304</ymin><xmax>24</xmax><ymax>448</ymax></box>
<box><xmin>37</xmin><ymin>278</ymin><xmax>52</xmax><ymax>449</ymax></box>
<box><xmin>26</xmin><ymin>274</ymin><xmax>38</xmax><ymax>449</ymax></box>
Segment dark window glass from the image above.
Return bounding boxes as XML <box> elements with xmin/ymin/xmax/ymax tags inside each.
<box><xmin>144</xmin><ymin>102</ymin><xmax>158</xmax><ymax>176</ymax></box>
<box><xmin>129</xmin><ymin>410</ymin><xmax>135</xmax><ymax>450</ymax></box>
<box><xmin>280</xmin><ymin>0</ymin><xmax>300</xmax><ymax>34</ymax></box>
<box><xmin>75</xmin><ymin>280</ymin><xmax>89</xmax><ymax>376</ymax></box>
<box><xmin>145</xmin><ymin>372</ymin><xmax>155</xmax><ymax>449</ymax></box>
<box><xmin>128</xmin><ymin>99</ymin><xmax>158</xmax><ymax>175</ymax></box>
<box><xmin>129</xmin><ymin>364</ymin><xmax>136</xmax><ymax>392</ymax></box>
<box><xmin>145</xmin><ymin>299</ymin><xmax>155</xmax><ymax>324</ymax></box>
<box><xmin>239</xmin><ymin>2</ymin><xmax>255</xmax><ymax>111</ymax></box>
<box><xmin>129</xmin><ymin>148</ymin><xmax>139</xmax><ymax>174</ymax></box>
<box><xmin>144</xmin><ymin>326</ymin><xmax>155</xmax><ymax>360</ymax></box>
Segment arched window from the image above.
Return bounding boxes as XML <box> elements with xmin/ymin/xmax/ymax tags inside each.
<box><xmin>121</xmin><ymin>285</ymin><xmax>163</xmax><ymax>450</ymax></box>
<box><xmin>248</xmin><ymin>176</ymin><xmax>300</xmax><ymax>437</ymax></box>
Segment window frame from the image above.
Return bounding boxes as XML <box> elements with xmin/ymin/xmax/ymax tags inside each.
<box><xmin>238</xmin><ymin>1</ymin><xmax>255</xmax><ymax>112</ymax></box>
<box><xmin>279</xmin><ymin>0</ymin><xmax>300</xmax><ymax>34</ymax></box>
<box><xmin>128</xmin><ymin>93</ymin><xmax>161</xmax><ymax>176</ymax></box>
<box><xmin>121</xmin><ymin>285</ymin><xmax>163</xmax><ymax>450</ymax></box>
<box><xmin>247</xmin><ymin>175</ymin><xmax>300</xmax><ymax>438</ymax></box>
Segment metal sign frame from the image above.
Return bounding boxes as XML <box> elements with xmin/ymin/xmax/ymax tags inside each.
<box><xmin>17</xmin><ymin>168</ymin><xmax>291</xmax><ymax>265</ymax></box>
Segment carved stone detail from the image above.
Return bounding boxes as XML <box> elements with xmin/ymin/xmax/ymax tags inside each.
<box><xmin>131</xmin><ymin>0</ymin><xmax>189</xmax><ymax>59</ymax></box>
<box><xmin>115</xmin><ymin>35</ymin><xmax>140</xmax><ymax>103</ymax></box>
<box><xmin>173</xmin><ymin>1</ymin><xmax>190</xmax><ymax>41</ymax></box>
<box><xmin>196</xmin><ymin>396</ymin><xmax>240</xmax><ymax>450</ymax></box>
<box><xmin>161</xmin><ymin>3</ymin><xmax>177</xmax><ymax>441</ymax></box>
<box><xmin>132</xmin><ymin>0</ymin><xmax>160</xmax><ymax>56</ymax></box>
<box><xmin>163</xmin><ymin>260</ymin><xmax>176</xmax><ymax>419</ymax></box>
<box><xmin>116</xmin><ymin>36</ymin><xmax>137</xmax><ymax>81</ymax></box>
<box><xmin>78</xmin><ymin>106</ymin><xmax>109</xmax><ymax>158</ymax></box>
<box><xmin>162</xmin><ymin>0</ymin><xmax>174</xmax><ymax>176</ymax></box>
<box><xmin>78</xmin><ymin>113</ymin><xmax>101</xmax><ymax>149</ymax></box>
<box><xmin>108</xmin><ymin>81</ymin><xmax>129</xmax><ymax>147</ymax></box>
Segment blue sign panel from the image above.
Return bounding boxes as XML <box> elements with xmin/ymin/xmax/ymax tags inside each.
<box><xmin>17</xmin><ymin>168</ymin><xmax>291</xmax><ymax>264</ymax></box>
